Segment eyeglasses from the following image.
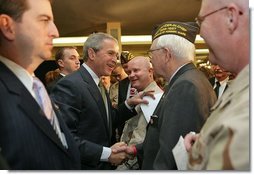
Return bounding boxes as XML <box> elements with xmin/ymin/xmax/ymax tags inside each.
<box><xmin>147</xmin><ymin>48</ymin><xmax>164</xmax><ymax>59</ymax></box>
<box><xmin>195</xmin><ymin>7</ymin><xmax>227</xmax><ymax>26</ymax></box>
<box><xmin>195</xmin><ymin>6</ymin><xmax>243</xmax><ymax>27</ymax></box>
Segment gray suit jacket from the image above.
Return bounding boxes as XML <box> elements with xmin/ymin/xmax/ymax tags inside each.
<box><xmin>51</xmin><ymin>65</ymin><xmax>136</xmax><ymax>169</ymax></box>
<box><xmin>138</xmin><ymin>63</ymin><xmax>217</xmax><ymax>169</ymax></box>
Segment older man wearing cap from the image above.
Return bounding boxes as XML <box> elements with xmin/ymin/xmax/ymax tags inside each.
<box><xmin>126</xmin><ymin>21</ymin><xmax>217</xmax><ymax>170</ymax></box>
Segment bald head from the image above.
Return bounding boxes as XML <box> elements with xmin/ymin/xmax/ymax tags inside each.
<box><xmin>128</xmin><ymin>56</ymin><xmax>152</xmax><ymax>69</ymax></box>
<box><xmin>127</xmin><ymin>56</ymin><xmax>154</xmax><ymax>91</ymax></box>
<box><xmin>199</xmin><ymin>0</ymin><xmax>249</xmax><ymax>74</ymax></box>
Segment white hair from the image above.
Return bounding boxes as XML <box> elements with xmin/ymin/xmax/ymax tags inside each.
<box><xmin>155</xmin><ymin>34</ymin><xmax>196</xmax><ymax>62</ymax></box>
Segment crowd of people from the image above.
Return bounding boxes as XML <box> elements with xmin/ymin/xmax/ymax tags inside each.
<box><xmin>0</xmin><ymin>0</ymin><xmax>249</xmax><ymax>170</ymax></box>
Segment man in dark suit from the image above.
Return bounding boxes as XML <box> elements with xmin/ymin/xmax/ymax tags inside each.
<box><xmin>51</xmin><ymin>32</ymin><xmax>150</xmax><ymax>170</ymax></box>
<box><xmin>209</xmin><ymin>64</ymin><xmax>229</xmax><ymax>98</ymax></box>
<box><xmin>46</xmin><ymin>46</ymin><xmax>80</xmax><ymax>93</ymax></box>
<box><xmin>126</xmin><ymin>21</ymin><xmax>217</xmax><ymax>169</ymax></box>
<box><xmin>0</xmin><ymin>0</ymin><xmax>80</xmax><ymax>170</ymax></box>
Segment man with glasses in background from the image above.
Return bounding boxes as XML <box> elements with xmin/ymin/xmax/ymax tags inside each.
<box><xmin>185</xmin><ymin>0</ymin><xmax>249</xmax><ymax>170</ymax></box>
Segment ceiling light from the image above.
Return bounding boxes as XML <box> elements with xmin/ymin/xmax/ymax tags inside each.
<box><xmin>53</xmin><ymin>35</ymin><xmax>205</xmax><ymax>46</ymax></box>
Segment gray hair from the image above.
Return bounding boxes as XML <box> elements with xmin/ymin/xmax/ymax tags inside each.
<box><xmin>83</xmin><ymin>32</ymin><xmax>118</xmax><ymax>61</ymax></box>
<box><xmin>155</xmin><ymin>34</ymin><xmax>195</xmax><ymax>62</ymax></box>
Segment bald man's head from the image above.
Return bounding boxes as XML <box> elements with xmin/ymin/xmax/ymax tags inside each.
<box><xmin>127</xmin><ymin>56</ymin><xmax>154</xmax><ymax>91</ymax></box>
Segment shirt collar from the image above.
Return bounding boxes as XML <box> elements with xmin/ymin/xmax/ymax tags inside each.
<box><xmin>0</xmin><ymin>55</ymin><xmax>34</xmax><ymax>95</ymax></box>
<box><xmin>168</xmin><ymin>62</ymin><xmax>190</xmax><ymax>84</ymax></box>
<box><xmin>82</xmin><ymin>63</ymin><xmax>100</xmax><ymax>85</ymax></box>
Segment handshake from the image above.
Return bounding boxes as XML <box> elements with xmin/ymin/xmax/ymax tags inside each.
<box><xmin>108</xmin><ymin>142</ymin><xmax>136</xmax><ymax>166</ymax></box>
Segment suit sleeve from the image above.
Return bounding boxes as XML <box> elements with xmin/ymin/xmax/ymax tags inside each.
<box><xmin>50</xmin><ymin>78</ymin><xmax>102</xmax><ymax>165</ymax></box>
<box><xmin>153</xmin><ymin>81</ymin><xmax>207</xmax><ymax>169</ymax></box>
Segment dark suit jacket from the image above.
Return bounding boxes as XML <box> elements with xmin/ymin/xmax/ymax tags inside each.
<box><xmin>208</xmin><ymin>77</ymin><xmax>228</xmax><ymax>97</ymax></box>
<box><xmin>208</xmin><ymin>77</ymin><xmax>216</xmax><ymax>87</ymax></box>
<box><xmin>118</xmin><ymin>77</ymin><xmax>130</xmax><ymax>105</ymax></box>
<box><xmin>0</xmin><ymin>151</ymin><xmax>8</xmax><ymax>170</ymax></box>
<box><xmin>46</xmin><ymin>74</ymin><xmax>64</xmax><ymax>93</ymax></box>
<box><xmin>114</xmin><ymin>77</ymin><xmax>131</xmax><ymax>140</ymax></box>
<box><xmin>138</xmin><ymin>63</ymin><xmax>217</xmax><ymax>169</ymax></box>
<box><xmin>51</xmin><ymin>66</ymin><xmax>136</xmax><ymax>170</ymax></box>
<box><xmin>0</xmin><ymin>62</ymin><xmax>81</xmax><ymax>170</ymax></box>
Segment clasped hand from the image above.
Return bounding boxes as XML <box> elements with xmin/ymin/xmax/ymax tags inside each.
<box><xmin>108</xmin><ymin>142</ymin><xmax>136</xmax><ymax>166</ymax></box>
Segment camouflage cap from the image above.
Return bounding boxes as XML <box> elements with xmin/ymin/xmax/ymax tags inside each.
<box><xmin>152</xmin><ymin>21</ymin><xmax>199</xmax><ymax>43</ymax></box>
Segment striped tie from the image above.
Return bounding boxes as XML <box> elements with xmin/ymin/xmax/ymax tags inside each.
<box><xmin>33</xmin><ymin>77</ymin><xmax>68</xmax><ymax>148</ymax></box>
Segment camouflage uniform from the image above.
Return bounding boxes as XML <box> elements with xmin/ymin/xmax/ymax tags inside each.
<box><xmin>117</xmin><ymin>81</ymin><xmax>163</xmax><ymax>170</ymax></box>
<box><xmin>188</xmin><ymin>65</ymin><xmax>249</xmax><ymax>170</ymax></box>
<box><xmin>109</xmin><ymin>81</ymin><xmax>119</xmax><ymax>108</ymax></box>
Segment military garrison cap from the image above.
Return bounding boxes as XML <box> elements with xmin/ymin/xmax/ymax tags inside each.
<box><xmin>120</xmin><ymin>51</ymin><xmax>134</xmax><ymax>64</ymax></box>
<box><xmin>152</xmin><ymin>21</ymin><xmax>199</xmax><ymax>43</ymax></box>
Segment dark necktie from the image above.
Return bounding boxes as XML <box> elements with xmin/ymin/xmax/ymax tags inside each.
<box><xmin>214</xmin><ymin>81</ymin><xmax>221</xmax><ymax>97</ymax></box>
<box><xmin>33</xmin><ymin>77</ymin><xmax>68</xmax><ymax>148</ymax></box>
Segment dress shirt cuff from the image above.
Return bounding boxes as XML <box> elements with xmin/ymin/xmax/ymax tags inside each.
<box><xmin>125</xmin><ymin>100</ymin><xmax>134</xmax><ymax>110</ymax></box>
<box><xmin>100</xmin><ymin>146</ymin><xmax>112</xmax><ymax>162</ymax></box>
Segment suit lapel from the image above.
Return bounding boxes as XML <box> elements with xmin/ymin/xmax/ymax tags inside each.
<box><xmin>153</xmin><ymin>63</ymin><xmax>196</xmax><ymax>116</ymax></box>
<box><xmin>168</xmin><ymin>62</ymin><xmax>196</xmax><ymax>88</ymax></box>
<box><xmin>118</xmin><ymin>78</ymin><xmax>130</xmax><ymax>103</ymax></box>
<box><xmin>0</xmin><ymin>62</ymin><xmax>68</xmax><ymax>154</ymax></box>
<box><xmin>19</xmin><ymin>93</ymin><xmax>67</xmax><ymax>153</ymax></box>
<box><xmin>78</xmin><ymin>67</ymin><xmax>110</xmax><ymax>135</ymax></box>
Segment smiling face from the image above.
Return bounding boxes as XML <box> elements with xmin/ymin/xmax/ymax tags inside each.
<box><xmin>90</xmin><ymin>39</ymin><xmax>119</xmax><ymax>77</ymax></box>
<box><xmin>127</xmin><ymin>56</ymin><xmax>153</xmax><ymax>91</ymax></box>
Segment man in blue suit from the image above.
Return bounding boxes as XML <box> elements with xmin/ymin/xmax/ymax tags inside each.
<box><xmin>0</xmin><ymin>0</ymin><xmax>80</xmax><ymax>170</ymax></box>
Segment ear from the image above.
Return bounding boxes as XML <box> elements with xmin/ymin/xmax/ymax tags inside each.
<box><xmin>57</xmin><ymin>59</ymin><xmax>64</xmax><ymax>68</ymax></box>
<box><xmin>0</xmin><ymin>14</ymin><xmax>15</xmax><ymax>41</ymax></box>
<box><xmin>87</xmin><ymin>48</ymin><xmax>96</xmax><ymax>61</ymax></box>
<box><xmin>149</xmin><ymin>67</ymin><xmax>154</xmax><ymax>77</ymax></box>
<box><xmin>163</xmin><ymin>47</ymin><xmax>172</xmax><ymax>63</ymax></box>
<box><xmin>226</xmin><ymin>4</ymin><xmax>241</xmax><ymax>34</ymax></box>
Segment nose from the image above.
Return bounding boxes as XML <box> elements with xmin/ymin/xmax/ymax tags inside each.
<box><xmin>50</xmin><ymin>21</ymin><xmax>59</xmax><ymax>38</ymax></box>
<box><xmin>128</xmin><ymin>71</ymin><xmax>135</xmax><ymax>79</ymax></box>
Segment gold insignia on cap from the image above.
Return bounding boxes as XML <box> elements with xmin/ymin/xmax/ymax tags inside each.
<box><xmin>152</xmin><ymin>21</ymin><xmax>200</xmax><ymax>43</ymax></box>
